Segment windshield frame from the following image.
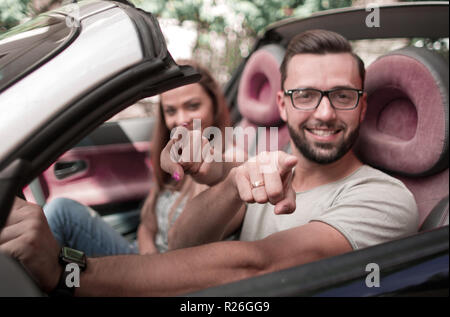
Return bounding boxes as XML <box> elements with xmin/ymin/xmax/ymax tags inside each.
<box><xmin>0</xmin><ymin>13</ymin><xmax>80</xmax><ymax>93</ymax></box>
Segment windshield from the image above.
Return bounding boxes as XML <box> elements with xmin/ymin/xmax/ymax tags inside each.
<box><xmin>0</xmin><ymin>14</ymin><xmax>77</xmax><ymax>93</ymax></box>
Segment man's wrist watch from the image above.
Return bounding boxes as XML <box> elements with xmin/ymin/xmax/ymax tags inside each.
<box><xmin>49</xmin><ymin>247</ymin><xmax>87</xmax><ymax>297</ymax></box>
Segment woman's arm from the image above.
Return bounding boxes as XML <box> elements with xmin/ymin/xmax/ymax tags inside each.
<box><xmin>137</xmin><ymin>191</ymin><xmax>159</xmax><ymax>254</ymax></box>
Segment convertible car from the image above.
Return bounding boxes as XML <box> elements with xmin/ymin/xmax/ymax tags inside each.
<box><xmin>0</xmin><ymin>0</ymin><xmax>448</xmax><ymax>296</ymax></box>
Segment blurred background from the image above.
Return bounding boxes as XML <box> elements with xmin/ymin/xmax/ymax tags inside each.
<box><xmin>0</xmin><ymin>0</ymin><xmax>446</xmax><ymax>120</ymax></box>
<box><xmin>1</xmin><ymin>0</ymin><xmax>441</xmax><ymax>84</ymax></box>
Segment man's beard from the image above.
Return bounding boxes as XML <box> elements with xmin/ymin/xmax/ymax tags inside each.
<box><xmin>287</xmin><ymin>121</ymin><xmax>359</xmax><ymax>165</ymax></box>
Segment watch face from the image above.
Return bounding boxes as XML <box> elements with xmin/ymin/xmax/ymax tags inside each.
<box><xmin>62</xmin><ymin>247</ymin><xmax>85</xmax><ymax>261</ymax></box>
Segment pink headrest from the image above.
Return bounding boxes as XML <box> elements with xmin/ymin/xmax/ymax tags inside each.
<box><xmin>237</xmin><ymin>45</ymin><xmax>285</xmax><ymax>126</ymax></box>
<box><xmin>355</xmin><ymin>47</ymin><xmax>449</xmax><ymax>177</ymax></box>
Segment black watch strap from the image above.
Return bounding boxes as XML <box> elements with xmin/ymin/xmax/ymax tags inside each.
<box><xmin>49</xmin><ymin>268</ymin><xmax>76</xmax><ymax>297</ymax></box>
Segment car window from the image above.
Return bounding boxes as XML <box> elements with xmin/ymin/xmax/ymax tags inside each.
<box><xmin>0</xmin><ymin>14</ymin><xmax>76</xmax><ymax>93</ymax></box>
<box><xmin>108</xmin><ymin>96</ymin><xmax>159</xmax><ymax>122</ymax></box>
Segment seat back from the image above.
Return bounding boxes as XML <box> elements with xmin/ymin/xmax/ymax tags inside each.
<box><xmin>236</xmin><ymin>44</ymin><xmax>290</xmax><ymax>156</ymax></box>
<box><xmin>354</xmin><ymin>47</ymin><xmax>449</xmax><ymax>229</ymax></box>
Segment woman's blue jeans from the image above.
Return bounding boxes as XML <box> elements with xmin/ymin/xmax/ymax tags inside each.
<box><xmin>43</xmin><ymin>198</ymin><xmax>138</xmax><ymax>257</ymax></box>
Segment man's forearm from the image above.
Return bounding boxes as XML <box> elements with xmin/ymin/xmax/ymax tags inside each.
<box><xmin>169</xmin><ymin>168</ymin><xmax>244</xmax><ymax>250</ymax></box>
<box><xmin>75</xmin><ymin>240</ymin><xmax>266</xmax><ymax>297</ymax></box>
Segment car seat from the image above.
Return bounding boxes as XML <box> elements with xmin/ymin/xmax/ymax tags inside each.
<box><xmin>236</xmin><ymin>44</ymin><xmax>291</xmax><ymax>156</ymax></box>
<box><xmin>354</xmin><ymin>47</ymin><xmax>449</xmax><ymax>231</ymax></box>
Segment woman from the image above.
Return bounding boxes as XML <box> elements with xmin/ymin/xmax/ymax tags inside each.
<box><xmin>43</xmin><ymin>60</ymin><xmax>232</xmax><ymax>256</ymax></box>
<box><xmin>137</xmin><ymin>59</ymin><xmax>232</xmax><ymax>254</ymax></box>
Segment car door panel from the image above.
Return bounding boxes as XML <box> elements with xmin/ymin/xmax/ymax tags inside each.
<box><xmin>24</xmin><ymin>117</ymin><xmax>154</xmax><ymax>215</ymax></box>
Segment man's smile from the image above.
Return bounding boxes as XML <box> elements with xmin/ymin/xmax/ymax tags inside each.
<box><xmin>304</xmin><ymin>125</ymin><xmax>344</xmax><ymax>142</ymax></box>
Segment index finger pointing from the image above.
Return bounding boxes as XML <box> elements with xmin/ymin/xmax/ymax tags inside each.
<box><xmin>161</xmin><ymin>138</ymin><xmax>185</xmax><ymax>181</ymax></box>
<box><xmin>276</xmin><ymin>152</ymin><xmax>298</xmax><ymax>177</ymax></box>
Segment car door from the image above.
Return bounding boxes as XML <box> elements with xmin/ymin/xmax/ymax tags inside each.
<box><xmin>24</xmin><ymin>116</ymin><xmax>154</xmax><ymax>212</ymax></box>
<box><xmin>23</xmin><ymin>110</ymin><xmax>156</xmax><ymax>238</ymax></box>
<box><xmin>0</xmin><ymin>1</ymin><xmax>200</xmax><ymax>234</ymax></box>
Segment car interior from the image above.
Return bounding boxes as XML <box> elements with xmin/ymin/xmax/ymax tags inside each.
<box><xmin>354</xmin><ymin>46</ymin><xmax>449</xmax><ymax>231</ymax></box>
<box><xmin>186</xmin><ymin>3</ymin><xmax>449</xmax><ymax>296</ymax></box>
<box><xmin>28</xmin><ymin>41</ymin><xmax>449</xmax><ymax>243</ymax></box>
<box><xmin>17</xmin><ymin>2</ymin><xmax>449</xmax><ymax>236</ymax></box>
<box><xmin>232</xmin><ymin>43</ymin><xmax>449</xmax><ymax>232</ymax></box>
<box><xmin>0</xmin><ymin>1</ymin><xmax>448</xmax><ymax>296</ymax></box>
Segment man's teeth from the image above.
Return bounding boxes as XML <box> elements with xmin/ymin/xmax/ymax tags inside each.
<box><xmin>309</xmin><ymin>129</ymin><xmax>339</xmax><ymax>136</ymax></box>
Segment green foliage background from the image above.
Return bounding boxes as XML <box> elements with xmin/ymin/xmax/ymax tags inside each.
<box><xmin>0</xmin><ymin>0</ymin><xmax>356</xmax><ymax>80</ymax></box>
<box><xmin>130</xmin><ymin>0</ymin><xmax>353</xmax><ymax>36</ymax></box>
<box><xmin>128</xmin><ymin>0</ymin><xmax>353</xmax><ymax>81</ymax></box>
<box><xmin>0</xmin><ymin>0</ymin><xmax>439</xmax><ymax>81</ymax></box>
<box><xmin>0</xmin><ymin>0</ymin><xmax>30</xmax><ymax>30</ymax></box>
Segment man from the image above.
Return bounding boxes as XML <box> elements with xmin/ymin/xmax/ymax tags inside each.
<box><xmin>0</xmin><ymin>30</ymin><xmax>418</xmax><ymax>296</ymax></box>
<box><xmin>166</xmin><ymin>29</ymin><xmax>418</xmax><ymax>252</ymax></box>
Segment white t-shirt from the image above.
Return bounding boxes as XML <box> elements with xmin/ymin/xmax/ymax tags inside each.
<box><xmin>239</xmin><ymin>165</ymin><xmax>419</xmax><ymax>250</ymax></box>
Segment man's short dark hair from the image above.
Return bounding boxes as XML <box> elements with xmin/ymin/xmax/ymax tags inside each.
<box><xmin>280</xmin><ymin>29</ymin><xmax>365</xmax><ymax>89</ymax></box>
